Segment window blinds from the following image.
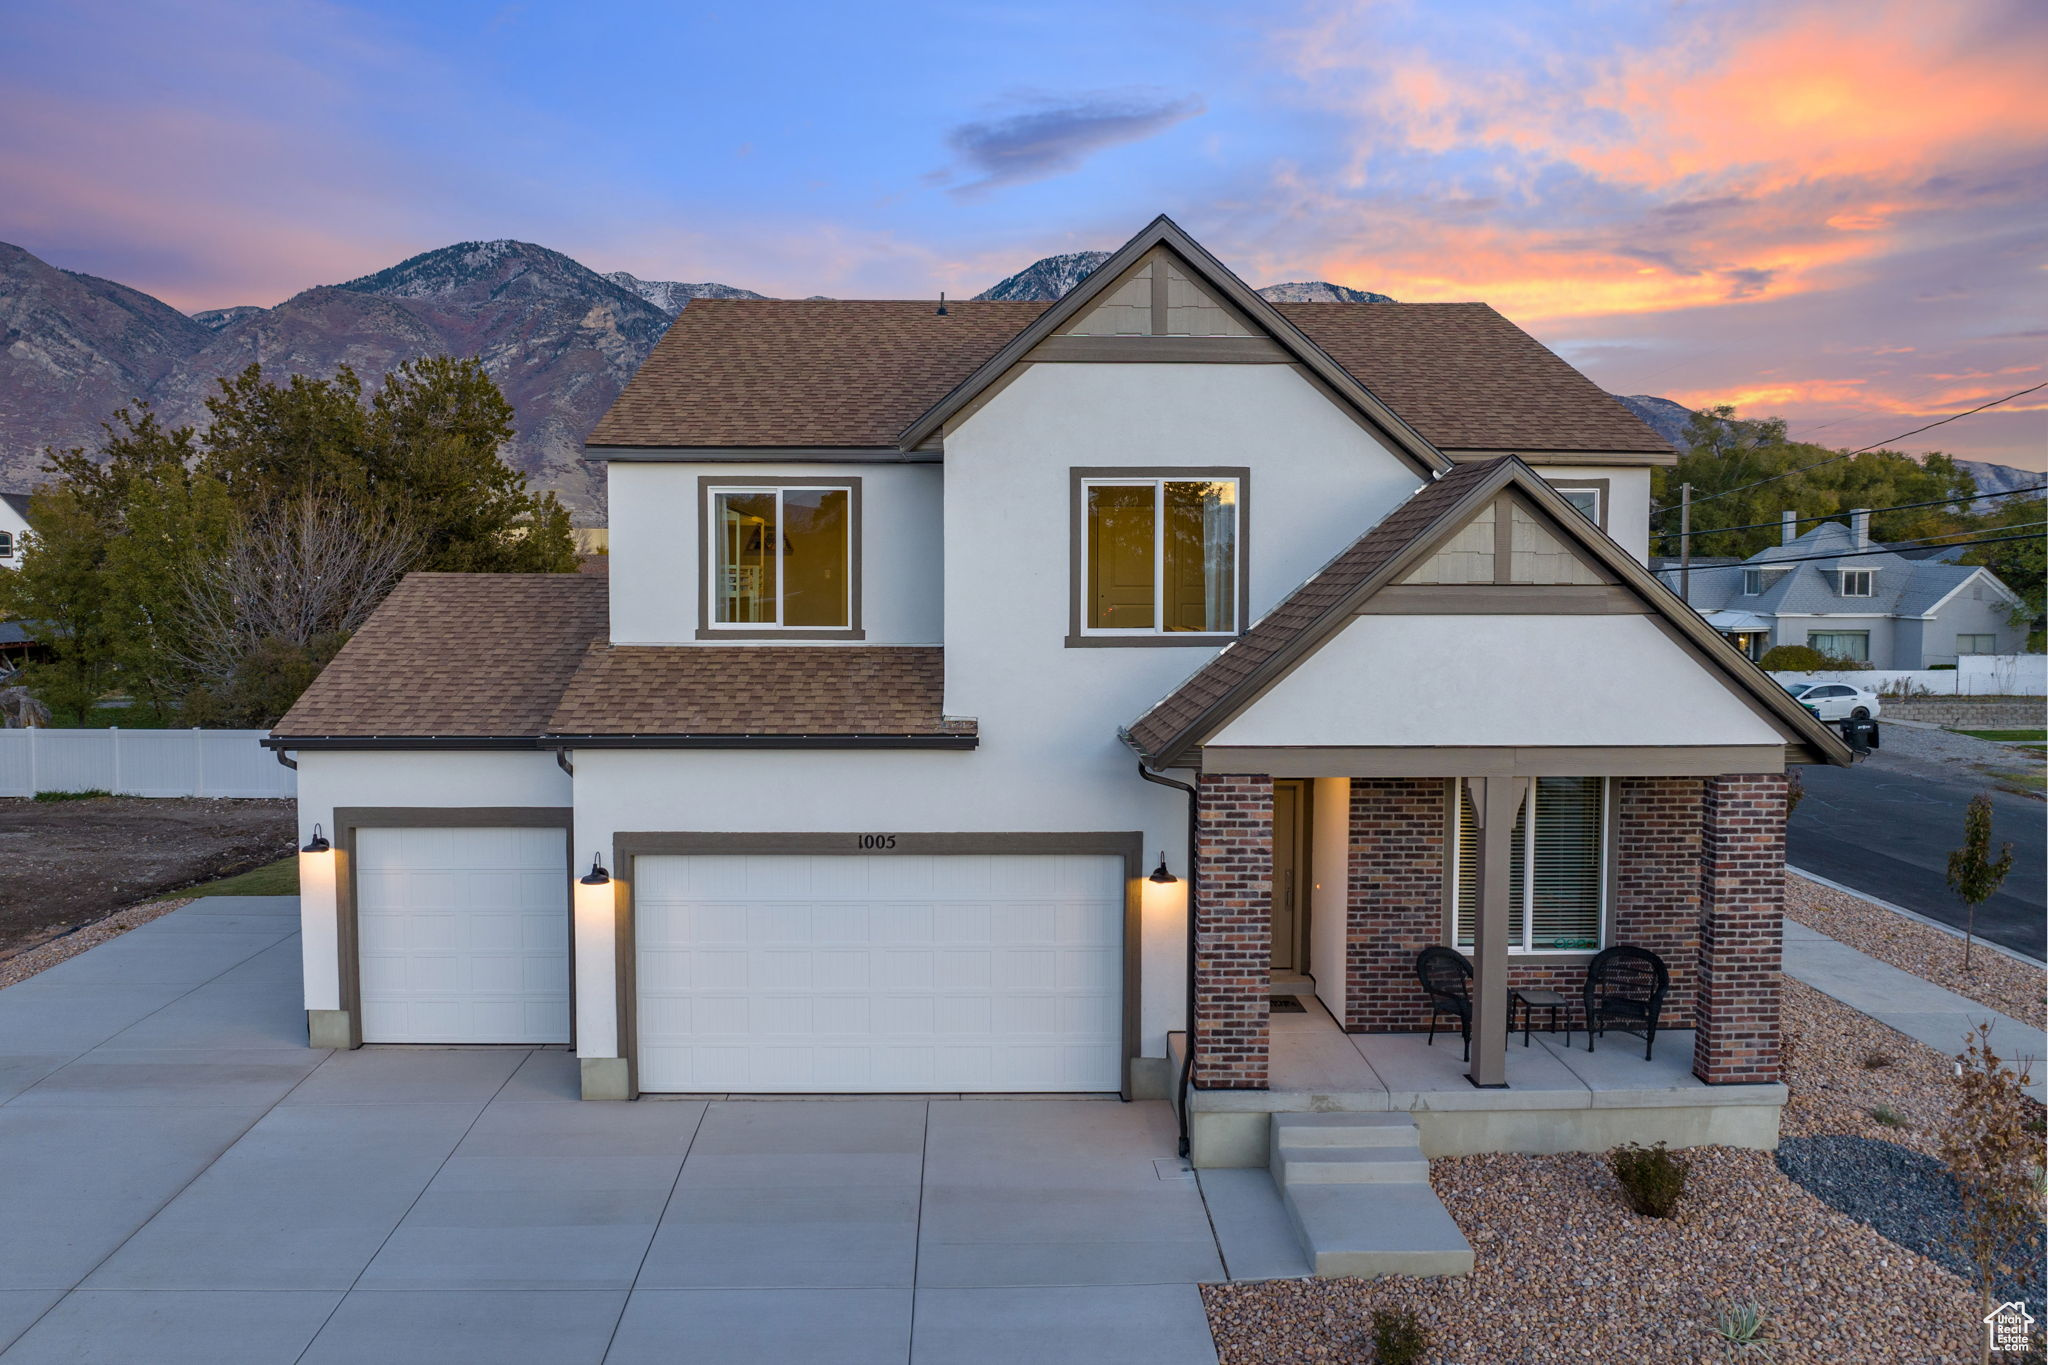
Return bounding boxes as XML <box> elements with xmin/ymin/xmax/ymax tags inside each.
<box><xmin>1454</xmin><ymin>777</ymin><xmax>1604</xmax><ymax>952</ymax></box>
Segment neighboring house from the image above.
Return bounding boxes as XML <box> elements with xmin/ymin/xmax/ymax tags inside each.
<box><xmin>1660</xmin><ymin>511</ymin><xmax>2026</xmax><ymax>666</ymax></box>
<box><xmin>0</xmin><ymin>492</ymin><xmax>29</xmax><ymax>569</ymax></box>
<box><xmin>268</xmin><ymin>218</ymin><xmax>1847</xmax><ymax>1158</ymax></box>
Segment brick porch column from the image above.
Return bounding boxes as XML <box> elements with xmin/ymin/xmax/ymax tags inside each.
<box><xmin>1193</xmin><ymin>773</ymin><xmax>1272</xmax><ymax>1089</ymax></box>
<box><xmin>1694</xmin><ymin>773</ymin><xmax>1788</xmax><ymax>1084</ymax></box>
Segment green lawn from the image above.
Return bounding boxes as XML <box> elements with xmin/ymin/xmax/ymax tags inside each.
<box><xmin>1954</xmin><ymin>729</ymin><xmax>2047</xmax><ymax>742</ymax></box>
<box><xmin>184</xmin><ymin>857</ymin><xmax>298</xmax><ymax>897</ymax></box>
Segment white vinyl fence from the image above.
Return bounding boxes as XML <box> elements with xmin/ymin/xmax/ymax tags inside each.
<box><xmin>0</xmin><ymin>728</ymin><xmax>294</xmax><ymax>798</ymax></box>
<box><xmin>1771</xmin><ymin>654</ymin><xmax>2047</xmax><ymax>698</ymax></box>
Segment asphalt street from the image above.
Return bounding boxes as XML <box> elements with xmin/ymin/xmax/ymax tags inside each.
<box><xmin>1789</xmin><ymin>733</ymin><xmax>2046</xmax><ymax>961</ymax></box>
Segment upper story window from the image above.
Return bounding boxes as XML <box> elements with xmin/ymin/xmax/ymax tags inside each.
<box><xmin>0</xmin><ymin>531</ymin><xmax>13</xmax><ymax>559</ymax></box>
<box><xmin>701</xmin><ymin>479</ymin><xmax>860</xmax><ymax>639</ymax></box>
<box><xmin>1742</xmin><ymin>569</ymin><xmax>1764</xmax><ymax>595</ymax></box>
<box><xmin>1838</xmin><ymin>568</ymin><xmax>1874</xmax><ymax>597</ymax></box>
<box><xmin>1071</xmin><ymin>471</ymin><xmax>1245</xmax><ymax>646</ymax></box>
<box><xmin>1548</xmin><ymin>481</ymin><xmax>1604</xmax><ymax>527</ymax></box>
<box><xmin>1452</xmin><ymin>777</ymin><xmax>1607</xmax><ymax>955</ymax></box>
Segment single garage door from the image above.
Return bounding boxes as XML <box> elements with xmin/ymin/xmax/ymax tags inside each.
<box><xmin>354</xmin><ymin>826</ymin><xmax>570</xmax><ymax>1044</ymax></box>
<box><xmin>634</xmin><ymin>852</ymin><xmax>1124</xmax><ymax>1093</ymax></box>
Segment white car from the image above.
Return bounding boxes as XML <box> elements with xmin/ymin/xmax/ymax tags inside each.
<box><xmin>1782</xmin><ymin>681</ymin><xmax>1881</xmax><ymax>721</ymax></box>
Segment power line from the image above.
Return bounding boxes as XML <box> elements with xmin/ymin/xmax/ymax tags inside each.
<box><xmin>1651</xmin><ymin>381</ymin><xmax>2048</xmax><ymax>517</ymax></box>
<box><xmin>1659</xmin><ymin>525</ymin><xmax>2045</xmax><ymax>573</ymax></box>
<box><xmin>1665</xmin><ymin>482</ymin><xmax>2048</xmax><ymax>542</ymax></box>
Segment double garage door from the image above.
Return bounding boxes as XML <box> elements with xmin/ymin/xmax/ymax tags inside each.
<box><xmin>351</xmin><ymin>833</ymin><xmax>1124</xmax><ymax>1094</ymax></box>
<box><xmin>633</xmin><ymin>852</ymin><xmax>1125</xmax><ymax>1094</ymax></box>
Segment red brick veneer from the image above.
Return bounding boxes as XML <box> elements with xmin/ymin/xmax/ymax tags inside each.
<box><xmin>1193</xmin><ymin>773</ymin><xmax>1273</xmax><ymax>1088</ymax></box>
<box><xmin>1341</xmin><ymin>777</ymin><xmax>1707</xmax><ymax>1033</ymax></box>
<box><xmin>1693</xmin><ymin>773</ymin><xmax>1788</xmax><ymax>1084</ymax></box>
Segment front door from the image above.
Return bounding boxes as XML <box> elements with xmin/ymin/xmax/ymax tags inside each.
<box><xmin>1270</xmin><ymin>780</ymin><xmax>1308</xmax><ymax>974</ymax></box>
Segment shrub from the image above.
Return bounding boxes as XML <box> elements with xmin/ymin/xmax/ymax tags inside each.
<box><xmin>1369</xmin><ymin>1307</ymin><xmax>1431</xmax><ymax>1365</ymax></box>
<box><xmin>1870</xmin><ymin>1105</ymin><xmax>1907</xmax><ymax>1128</ymax></box>
<box><xmin>1712</xmin><ymin>1300</ymin><xmax>1777</xmax><ymax>1358</ymax></box>
<box><xmin>1758</xmin><ymin>644</ymin><xmax>1826</xmax><ymax>671</ymax></box>
<box><xmin>1611</xmin><ymin>1141</ymin><xmax>1690</xmax><ymax>1218</ymax></box>
<box><xmin>1861</xmin><ymin>1053</ymin><xmax>1894</xmax><ymax>1070</ymax></box>
<box><xmin>33</xmin><ymin>788</ymin><xmax>113</xmax><ymax>802</ymax></box>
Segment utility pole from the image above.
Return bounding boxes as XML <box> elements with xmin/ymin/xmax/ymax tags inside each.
<box><xmin>1678</xmin><ymin>482</ymin><xmax>1693</xmax><ymax>604</ymax></box>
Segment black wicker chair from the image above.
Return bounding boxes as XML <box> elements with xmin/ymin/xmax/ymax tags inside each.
<box><xmin>1415</xmin><ymin>946</ymin><xmax>1474</xmax><ymax>1062</ymax></box>
<box><xmin>1583</xmin><ymin>946</ymin><xmax>1671</xmax><ymax>1060</ymax></box>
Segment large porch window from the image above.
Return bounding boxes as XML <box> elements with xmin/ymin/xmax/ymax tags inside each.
<box><xmin>1452</xmin><ymin>777</ymin><xmax>1607</xmax><ymax>954</ymax></box>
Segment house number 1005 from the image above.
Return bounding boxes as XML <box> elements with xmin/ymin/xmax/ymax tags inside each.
<box><xmin>857</xmin><ymin>834</ymin><xmax>898</xmax><ymax>850</ymax></box>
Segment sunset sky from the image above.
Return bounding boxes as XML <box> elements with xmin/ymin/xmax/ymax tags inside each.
<box><xmin>4</xmin><ymin>0</ymin><xmax>2043</xmax><ymax>467</ymax></box>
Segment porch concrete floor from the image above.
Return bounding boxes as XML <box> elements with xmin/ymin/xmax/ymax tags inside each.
<box><xmin>1186</xmin><ymin>1000</ymin><xmax>1790</xmax><ymax>1114</ymax></box>
<box><xmin>0</xmin><ymin>897</ymin><xmax>1224</xmax><ymax>1364</ymax></box>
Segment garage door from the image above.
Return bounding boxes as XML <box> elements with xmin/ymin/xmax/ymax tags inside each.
<box><xmin>634</xmin><ymin>853</ymin><xmax>1124</xmax><ymax>1093</ymax></box>
<box><xmin>354</xmin><ymin>826</ymin><xmax>570</xmax><ymax>1044</ymax></box>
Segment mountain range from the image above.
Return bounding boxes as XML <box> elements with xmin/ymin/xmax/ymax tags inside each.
<box><xmin>0</xmin><ymin>239</ymin><xmax>2030</xmax><ymax>517</ymax></box>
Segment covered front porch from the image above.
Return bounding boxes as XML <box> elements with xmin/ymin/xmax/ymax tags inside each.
<box><xmin>1174</xmin><ymin>996</ymin><xmax>1788</xmax><ymax>1167</ymax></box>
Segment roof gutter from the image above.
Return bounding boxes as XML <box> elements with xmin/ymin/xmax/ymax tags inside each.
<box><xmin>266</xmin><ymin>733</ymin><xmax>980</xmax><ymax>752</ymax></box>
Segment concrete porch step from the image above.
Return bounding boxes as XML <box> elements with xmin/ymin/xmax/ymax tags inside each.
<box><xmin>1273</xmin><ymin>1145</ymin><xmax>1430</xmax><ymax>1184</ymax></box>
<box><xmin>1282</xmin><ymin>1181</ymin><xmax>1477</xmax><ymax>1279</ymax></box>
<box><xmin>1268</xmin><ymin>1112</ymin><xmax>1473</xmax><ymax>1279</ymax></box>
<box><xmin>1271</xmin><ymin>1112</ymin><xmax>1418</xmax><ymax>1148</ymax></box>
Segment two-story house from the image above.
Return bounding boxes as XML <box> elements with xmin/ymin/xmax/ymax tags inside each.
<box><xmin>269</xmin><ymin>218</ymin><xmax>1848</xmax><ymax>1166</ymax></box>
<box><xmin>1662</xmin><ymin>511</ymin><xmax>2026</xmax><ymax>666</ymax></box>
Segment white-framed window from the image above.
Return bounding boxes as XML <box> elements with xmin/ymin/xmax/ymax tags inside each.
<box><xmin>706</xmin><ymin>484</ymin><xmax>852</xmax><ymax>630</ymax></box>
<box><xmin>1807</xmin><ymin>630</ymin><xmax>1869</xmax><ymax>661</ymax></box>
<box><xmin>1957</xmin><ymin>633</ymin><xmax>1997</xmax><ymax>654</ymax></box>
<box><xmin>0</xmin><ymin>531</ymin><xmax>12</xmax><ymax>559</ymax></box>
<box><xmin>1839</xmin><ymin>569</ymin><xmax>1874</xmax><ymax>597</ymax></box>
<box><xmin>1743</xmin><ymin>568</ymin><xmax>1764</xmax><ymax>595</ymax></box>
<box><xmin>1079</xmin><ymin>476</ymin><xmax>1240</xmax><ymax>635</ymax></box>
<box><xmin>1556</xmin><ymin>486</ymin><xmax>1601</xmax><ymax>523</ymax></box>
<box><xmin>1451</xmin><ymin>777</ymin><xmax>1607</xmax><ymax>955</ymax></box>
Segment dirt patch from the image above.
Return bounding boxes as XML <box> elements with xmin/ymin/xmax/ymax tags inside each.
<box><xmin>0</xmin><ymin>797</ymin><xmax>295</xmax><ymax>955</ymax></box>
<box><xmin>0</xmin><ymin>896</ymin><xmax>194</xmax><ymax>989</ymax></box>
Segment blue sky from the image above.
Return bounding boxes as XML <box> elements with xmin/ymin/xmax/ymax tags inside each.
<box><xmin>3</xmin><ymin>0</ymin><xmax>2044</xmax><ymax>466</ymax></box>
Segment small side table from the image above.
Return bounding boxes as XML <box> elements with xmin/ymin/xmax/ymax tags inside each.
<box><xmin>1510</xmin><ymin>988</ymin><xmax>1573</xmax><ymax>1048</ymax></box>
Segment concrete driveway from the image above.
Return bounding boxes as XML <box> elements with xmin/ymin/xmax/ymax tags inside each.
<box><xmin>0</xmin><ymin>896</ymin><xmax>1224</xmax><ymax>1364</ymax></box>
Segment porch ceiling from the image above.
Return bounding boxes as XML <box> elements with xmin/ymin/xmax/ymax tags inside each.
<box><xmin>1198</xmin><ymin>742</ymin><xmax>1788</xmax><ymax>778</ymax></box>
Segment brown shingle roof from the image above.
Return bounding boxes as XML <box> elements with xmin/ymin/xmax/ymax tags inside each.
<box><xmin>546</xmin><ymin>645</ymin><xmax>969</xmax><ymax>737</ymax></box>
<box><xmin>1125</xmin><ymin>460</ymin><xmax>1505</xmax><ymax>763</ymax></box>
<box><xmin>585</xmin><ymin>300</ymin><xmax>1047</xmax><ymax>449</ymax></box>
<box><xmin>585</xmin><ymin>298</ymin><xmax>1667</xmax><ymax>455</ymax></box>
<box><xmin>1275</xmin><ymin>303</ymin><xmax>1670</xmax><ymax>454</ymax></box>
<box><xmin>272</xmin><ymin>572</ymin><xmax>607</xmax><ymax>739</ymax></box>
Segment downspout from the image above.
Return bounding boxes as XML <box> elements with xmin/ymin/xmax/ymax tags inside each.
<box><xmin>272</xmin><ymin>748</ymin><xmax>298</xmax><ymax>771</ymax></box>
<box><xmin>553</xmin><ymin>748</ymin><xmax>574</xmax><ymax>777</ymax></box>
<box><xmin>1137</xmin><ymin>762</ymin><xmax>1199</xmax><ymax>1159</ymax></box>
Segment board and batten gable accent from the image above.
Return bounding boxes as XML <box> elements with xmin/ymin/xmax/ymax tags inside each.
<box><xmin>1193</xmin><ymin>773</ymin><xmax>1273</xmax><ymax>1089</ymax></box>
<box><xmin>1694</xmin><ymin>773</ymin><xmax>1789</xmax><ymax>1085</ymax></box>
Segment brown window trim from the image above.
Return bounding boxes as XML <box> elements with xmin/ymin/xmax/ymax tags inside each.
<box><xmin>1066</xmin><ymin>466</ymin><xmax>1250</xmax><ymax>648</ymax></box>
<box><xmin>696</xmin><ymin>475</ymin><xmax>864</xmax><ymax>641</ymax></box>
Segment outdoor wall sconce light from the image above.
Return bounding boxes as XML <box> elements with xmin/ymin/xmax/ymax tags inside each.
<box><xmin>578</xmin><ymin>855</ymin><xmax>611</xmax><ymax>887</ymax></box>
<box><xmin>1148</xmin><ymin>851</ymin><xmax>1178</xmax><ymax>885</ymax></box>
<box><xmin>300</xmin><ymin>823</ymin><xmax>330</xmax><ymax>854</ymax></box>
<box><xmin>574</xmin><ymin>854</ymin><xmax>615</xmax><ymax>931</ymax></box>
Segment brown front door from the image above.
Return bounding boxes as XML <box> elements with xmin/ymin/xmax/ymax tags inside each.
<box><xmin>1270</xmin><ymin>780</ymin><xmax>1308</xmax><ymax>974</ymax></box>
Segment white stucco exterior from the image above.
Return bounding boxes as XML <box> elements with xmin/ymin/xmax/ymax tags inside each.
<box><xmin>1209</xmin><ymin>614</ymin><xmax>1786</xmax><ymax>749</ymax></box>
<box><xmin>292</xmin><ymin>750</ymin><xmax>571</xmax><ymax>1020</ymax></box>
<box><xmin>607</xmin><ymin>460</ymin><xmax>944</xmax><ymax>645</ymax></box>
<box><xmin>1535</xmin><ymin>465</ymin><xmax>1652</xmax><ymax>564</ymax></box>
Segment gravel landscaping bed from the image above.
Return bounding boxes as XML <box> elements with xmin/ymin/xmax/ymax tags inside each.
<box><xmin>1202</xmin><ymin>1146</ymin><xmax>1981</xmax><ymax>1363</ymax></box>
<box><xmin>0</xmin><ymin>896</ymin><xmax>193</xmax><ymax>989</ymax></box>
<box><xmin>1204</xmin><ymin>977</ymin><xmax>2044</xmax><ymax>1362</ymax></box>
<box><xmin>1786</xmin><ymin>870</ymin><xmax>2045</xmax><ymax>1033</ymax></box>
<box><xmin>1777</xmin><ymin>1134</ymin><xmax>2042</xmax><ymax>1306</ymax></box>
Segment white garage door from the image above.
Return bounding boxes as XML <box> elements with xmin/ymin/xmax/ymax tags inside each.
<box><xmin>634</xmin><ymin>852</ymin><xmax>1124</xmax><ymax>1093</ymax></box>
<box><xmin>354</xmin><ymin>826</ymin><xmax>570</xmax><ymax>1044</ymax></box>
